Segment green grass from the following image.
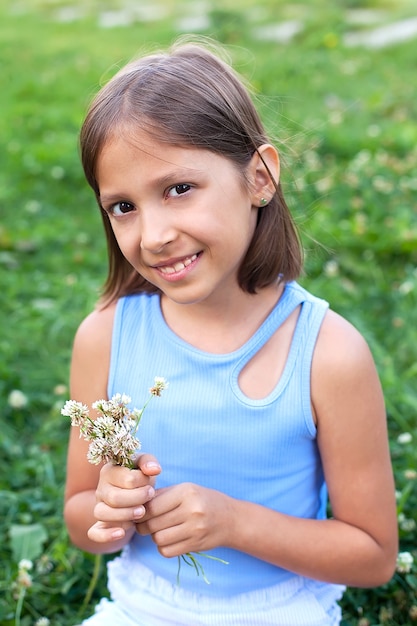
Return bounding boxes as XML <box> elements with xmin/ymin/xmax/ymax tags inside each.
<box><xmin>1</xmin><ymin>0</ymin><xmax>417</xmax><ymax>624</ymax></box>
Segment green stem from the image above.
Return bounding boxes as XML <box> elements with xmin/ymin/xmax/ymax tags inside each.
<box><xmin>132</xmin><ymin>393</ymin><xmax>154</xmax><ymax>434</ymax></box>
<box><xmin>176</xmin><ymin>552</ymin><xmax>229</xmax><ymax>586</ymax></box>
<box><xmin>14</xmin><ymin>587</ymin><xmax>25</xmax><ymax>626</ymax></box>
<box><xmin>77</xmin><ymin>554</ymin><xmax>102</xmax><ymax>620</ymax></box>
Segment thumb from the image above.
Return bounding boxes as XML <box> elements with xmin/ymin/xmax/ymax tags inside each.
<box><xmin>135</xmin><ymin>453</ymin><xmax>162</xmax><ymax>477</ymax></box>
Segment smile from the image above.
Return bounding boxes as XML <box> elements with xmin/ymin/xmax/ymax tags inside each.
<box><xmin>158</xmin><ymin>254</ymin><xmax>198</xmax><ymax>275</ymax></box>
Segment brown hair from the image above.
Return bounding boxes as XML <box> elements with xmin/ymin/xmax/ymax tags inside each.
<box><xmin>80</xmin><ymin>38</ymin><xmax>303</xmax><ymax>304</ymax></box>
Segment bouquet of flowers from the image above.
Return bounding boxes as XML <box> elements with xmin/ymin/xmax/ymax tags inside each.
<box><xmin>61</xmin><ymin>377</ymin><xmax>226</xmax><ymax>584</ymax></box>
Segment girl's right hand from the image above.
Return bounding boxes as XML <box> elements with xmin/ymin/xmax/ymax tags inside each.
<box><xmin>88</xmin><ymin>454</ymin><xmax>161</xmax><ymax>544</ymax></box>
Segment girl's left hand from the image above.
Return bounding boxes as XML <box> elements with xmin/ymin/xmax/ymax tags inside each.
<box><xmin>136</xmin><ymin>482</ymin><xmax>233</xmax><ymax>557</ymax></box>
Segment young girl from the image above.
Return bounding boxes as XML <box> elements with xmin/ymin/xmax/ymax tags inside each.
<box><xmin>64</xmin><ymin>39</ymin><xmax>398</xmax><ymax>625</ymax></box>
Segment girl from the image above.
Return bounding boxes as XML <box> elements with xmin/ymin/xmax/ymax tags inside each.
<box><xmin>64</xmin><ymin>39</ymin><xmax>398</xmax><ymax>625</ymax></box>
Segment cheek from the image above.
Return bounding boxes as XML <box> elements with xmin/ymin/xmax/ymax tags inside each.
<box><xmin>111</xmin><ymin>226</ymin><xmax>141</xmax><ymax>259</ymax></box>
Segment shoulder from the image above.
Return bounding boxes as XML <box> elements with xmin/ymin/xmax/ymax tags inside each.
<box><xmin>73</xmin><ymin>301</ymin><xmax>118</xmax><ymax>356</ymax></box>
<box><xmin>314</xmin><ymin>309</ymin><xmax>373</xmax><ymax>370</ymax></box>
<box><xmin>70</xmin><ymin>301</ymin><xmax>118</xmax><ymax>399</ymax></box>
<box><xmin>311</xmin><ymin>309</ymin><xmax>383</xmax><ymax>424</ymax></box>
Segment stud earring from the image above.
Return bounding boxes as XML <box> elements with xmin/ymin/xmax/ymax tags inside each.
<box><xmin>260</xmin><ymin>198</ymin><xmax>268</xmax><ymax>206</ymax></box>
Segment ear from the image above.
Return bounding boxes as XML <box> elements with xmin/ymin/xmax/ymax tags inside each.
<box><xmin>247</xmin><ymin>144</ymin><xmax>280</xmax><ymax>207</ymax></box>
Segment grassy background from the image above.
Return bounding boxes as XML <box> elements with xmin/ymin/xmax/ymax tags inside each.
<box><xmin>1</xmin><ymin>0</ymin><xmax>417</xmax><ymax>624</ymax></box>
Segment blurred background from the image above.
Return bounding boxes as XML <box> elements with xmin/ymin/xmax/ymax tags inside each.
<box><xmin>1</xmin><ymin>1</ymin><xmax>416</xmax><ymax>624</ymax></box>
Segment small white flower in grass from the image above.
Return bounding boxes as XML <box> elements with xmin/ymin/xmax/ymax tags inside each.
<box><xmin>36</xmin><ymin>555</ymin><xmax>53</xmax><ymax>574</ymax></box>
<box><xmin>400</xmin><ymin>517</ymin><xmax>416</xmax><ymax>533</ymax></box>
<box><xmin>396</xmin><ymin>551</ymin><xmax>414</xmax><ymax>574</ymax></box>
<box><xmin>8</xmin><ymin>389</ymin><xmax>28</xmax><ymax>409</ymax></box>
<box><xmin>54</xmin><ymin>384</ymin><xmax>67</xmax><ymax>395</ymax></box>
<box><xmin>18</xmin><ymin>559</ymin><xmax>33</xmax><ymax>572</ymax></box>
<box><xmin>17</xmin><ymin>570</ymin><xmax>32</xmax><ymax>588</ymax></box>
<box><xmin>35</xmin><ymin>618</ymin><xmax>50</xmax><ymax>626</ymax></box>
<box><xmin>397</xmin><ymin>432</ymin><xmax>412</xmax><ymax>445</ymax></box>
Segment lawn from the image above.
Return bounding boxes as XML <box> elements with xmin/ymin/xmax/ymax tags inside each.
<box><xmin>1</xmin><ymin>0</ymin><xmax>417</xmax><ymax>624</ymax></box>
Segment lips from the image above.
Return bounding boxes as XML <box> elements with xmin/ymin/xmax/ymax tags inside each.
<box><xmin>157</xmin><ymin>253</ymin><xmax>198</xmax><ymax>275</ymax></box>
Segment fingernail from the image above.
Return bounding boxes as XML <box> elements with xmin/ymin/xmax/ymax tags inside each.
<box><xmin>133</xmin><ymin>506</ymin><xmax>145</xmax><ymax>519</ymax></box>
<box><xmin>148</xmin><ymin>486</ymin><xmax>155</xmax><ymax>498</ymax></box>
<box><xmin>145</xmin><ymin>461</ymin><xmax>161</xmax><ymax>470</ymax></box>
<box><xmin>111</xmin><ymin>529</ymin><xmax>124</xmax><ymax>539</ymax></box>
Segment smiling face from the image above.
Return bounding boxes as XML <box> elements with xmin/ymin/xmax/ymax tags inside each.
<box><xmin>96</xmin><ymin>130</ymin><xmax>261</xmax><ymax>308</ymax></box>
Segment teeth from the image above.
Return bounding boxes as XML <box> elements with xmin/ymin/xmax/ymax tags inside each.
<box><xmin>160</xmin><ymin>254</ymin><xmax>197</xmax><ymax>274</ymax></box>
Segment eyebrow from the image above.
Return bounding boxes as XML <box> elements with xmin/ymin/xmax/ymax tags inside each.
<box><xmin>99</xmin><ymin>167</ymin><xmax>205</xmax><ymax>205</ymax></box>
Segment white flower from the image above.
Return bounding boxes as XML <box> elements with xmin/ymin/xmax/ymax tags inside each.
<box><xmin>92</xmin><ymin>414</ymin><xmax>122</xmax><ymax>439</ymax></box>
<box><xmin>63</xmin><ymin>380</ymin><xmax>167</xmax><ymax>468</ymax></box>
<box><xmin>35</xmin><ymin>618</ymin><xmax>50</xmax><ymax>626</ymax></box>
<box><xmin>8</xmin><ymin>389</ymin><xmax>28</xmax><ymax>409</ymax></box>
<box><xmin>324</xmin><ymin>260</ymin><xmax>339</xmax><ymax>277</ymax></box>
<box><xmin>399</xmin><ymin>517</ymin><xmax>416</xmax><ymax>532</ymax></box>
<box><xmin>61</xmin><ymin>400</ymin><xmax>89</xmax><ymax>427</ymax></box>
<box><xmin>18</xmin><ymin>559</ymin><xmax>33</xmax><ymax>572</ymax></box>
<box><xmin>17</xmin><ymin>570</ymin><xmax>32</xmax><ymax>588</ymax></box>
<box><xmin>397</xmin><ymin>432</ymin><xmax>413</xmax><ymax>445</ymax></box>
<box><xmin>54</xmin><ymin>384</ymin><xmax>67</xmax><ymax>395</ymax></box>
<box><xmin>93</xmin><ymin>394</ymin><xmax>131</xmax><ymax>421</ymax></box>
<box><xmin>150</xmin><ymin>377</ymin><xmax>168</xmax><ymax>396</ymax></box>
<box><xmin>396</xmin><ymin>551</ymin><xmax>414</xmax><ymax>574</ymax></box>
<box><xmin>87</xmin><ymin>438</ymin><xmax>114</xmax><ymax>465</ymax></box>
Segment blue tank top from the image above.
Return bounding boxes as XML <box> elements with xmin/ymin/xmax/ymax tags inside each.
<box><xmin>108</xmin><ymin>281</ymin><xmax>329</xmax><ymax>596</ymax></box>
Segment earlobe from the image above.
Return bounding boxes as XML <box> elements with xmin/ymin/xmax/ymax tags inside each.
<box><xmin>249</xmin><ymin>144</ymin><xmax>280</xmax><ymax>206</ymax></box>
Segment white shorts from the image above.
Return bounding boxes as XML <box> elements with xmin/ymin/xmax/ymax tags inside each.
<box><xmin>79</xmin><ymin>557</ymin><xmax>344</xmax><ymax>626</ymax></box>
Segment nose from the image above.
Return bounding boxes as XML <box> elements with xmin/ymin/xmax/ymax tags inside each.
<box><xmin>139</xmin><ymin>207</ymin><xmax>176</xmax><ymax>254</ymax></box>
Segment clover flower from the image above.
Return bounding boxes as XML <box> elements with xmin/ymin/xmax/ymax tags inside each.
<box><xmin>13</xmin><ymin>558</ymin><xmax>34</xmax><ymax>623</ymax></box>
<box><xmin>18</xmin><ymin>559</ymin><xmax>33</xmax><ymax>572</ymax></box>
<box><xmin>150</xmin><ymin>377</ymin><xmax>168</xmax><ymax>396</ymax></box>
<box><xmin>61</xmin><ymin>382</ymin><xmax>168</xmax><ymax>469</ymax></box>
<box><xmin>396</xmin><ymin>551</ymin><xmax>414</xmax><ymax>574</ymax></box>
<box><xmin>397</xmin><ymin>432</ymin><xmax>412</xmax><ymax>445</ymax></box>
<box><xmin>62</xmin><ymin>377</ymin><xmax>226</xmax><ymax>583</ymax></box>
<box><xmin>8</xmin><ymin>389</ymin><xmax>28</xmax><ymax>409</ymax></box>
<box><xmin>61</xmin><ymin>399</ymin><xmax>89</xmax><ymax>428</ymax></box>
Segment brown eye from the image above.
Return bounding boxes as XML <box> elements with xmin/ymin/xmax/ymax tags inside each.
<box><xmin>167</xmin><ymin>184</ymin><xmax>191</xmax><ymax>197</ymax></box>
<box><xmin>110</xmin><ymin>201</ymin><xmax>135</xmax><ymax>216</ymax></box>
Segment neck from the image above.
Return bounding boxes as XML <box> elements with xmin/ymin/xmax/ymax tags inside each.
<box><xmin>160</xmin><ymin>283</ymin><xmax>283</xmax><ymax>354</ymax></box>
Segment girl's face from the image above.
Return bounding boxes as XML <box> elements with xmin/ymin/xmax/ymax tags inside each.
<box><xmin>96</xmin><ymin>130</ymin><xmax>260</xmax><ymax>308</ymax></box>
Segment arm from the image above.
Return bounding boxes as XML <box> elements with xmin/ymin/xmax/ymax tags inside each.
<box><xmin>64</xmin><ymin>305</ymin><xmax>160</xmax><ymax>554</ymax></box>
<box><xmin>137</xmin><ymin>310</ymin><xmax>398</xmax><ymax>587</ymax></box>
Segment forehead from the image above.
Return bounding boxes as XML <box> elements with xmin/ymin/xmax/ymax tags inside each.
<box><xmin>98</xmin><ymin>131</ymin><xmax>206</xmax><ymax>181</ymax></box>
<box><xmin>97</xmin><ymin>128</ymin><xmax>246</xmax><ymax>185</ymax></box>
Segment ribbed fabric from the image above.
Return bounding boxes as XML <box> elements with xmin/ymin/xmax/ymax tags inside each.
<box><xmin>101</xmin><ymin>281</ymin><xmax>344</xmax><ymax>620</ymax></box>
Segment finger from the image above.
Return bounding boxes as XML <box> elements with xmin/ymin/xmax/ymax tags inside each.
<box><xmin>100</xmin><ymin>462</ymin><xmax>144</xmax><ymax>489</ymax></box>
<box><xmin>95</xmin><ymin>500</ymin><xmax>149</xmax><ymax>523</ymax></box>
<box><xmin>136</xmin><ymin>495</ymin><xmax>182</xmax><ymax>533</ymax></box>
<box><xmin>88</xmin><ymin>520</ymin><xmax>131</xmax><ymax>543</ymax></box>
<box><xmin>99</xmin><ymin>484</ymin><xmax>156</xmax><ymax>510</ymax></box>
<box><xmin>135</xmin><ymin>453</ymin><xmax>162</xmax><ymax>476</ymax></box>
